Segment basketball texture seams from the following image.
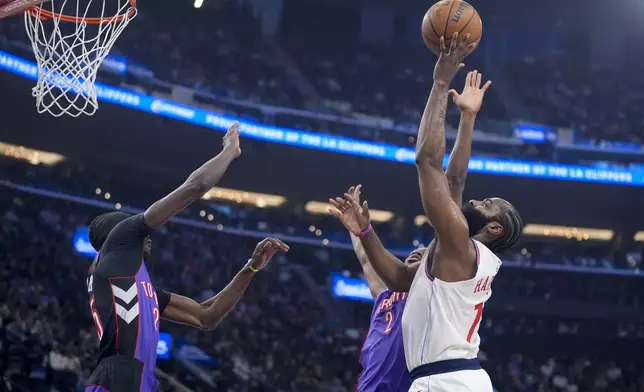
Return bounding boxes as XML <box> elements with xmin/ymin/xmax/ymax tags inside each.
<box><xmin>422</xmin><ymin>0</ymin><xmax>482</xmax><ymax>56</ymax></box>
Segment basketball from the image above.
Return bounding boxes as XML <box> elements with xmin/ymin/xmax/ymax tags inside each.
<box><xmin>422</xmin><ymin>0</ymin><xmax>482</xmax><ymax>56</ymax></box>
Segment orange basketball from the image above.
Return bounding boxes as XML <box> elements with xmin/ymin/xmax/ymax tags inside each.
<box><xmin>422</xmin><ymin>0</ymin><xmax>482</xmax><ymax>56</ymax></box>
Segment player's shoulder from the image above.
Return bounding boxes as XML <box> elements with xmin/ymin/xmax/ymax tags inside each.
<box><xmin>374</xmin><ymin>288</ymin><xmax>394</xmax><ymax>302</ymax></box>
<box><xmin>472</xmin><ymin>240</ymin><xmax>502</xmax><ymax>267</ymax></box>
<box><xmin>101</xmin><ymin>213</ymin><xmax>151</xmax><ymax>253</ymax></box>
<box><xmin>110</xmin><ymin>213</ymin><xmax>148</xmax><ymax>234</ymax></box>
<box><xmin>373</xmin><ymin>290</ymin><xmax>407</xmax><ymax>311</ymax></box>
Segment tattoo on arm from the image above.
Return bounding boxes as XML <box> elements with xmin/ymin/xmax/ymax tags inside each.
<box><xmin>416</xmin><ymin>82</ymin><xmax>450</xmax><ymax>168</ymax></box>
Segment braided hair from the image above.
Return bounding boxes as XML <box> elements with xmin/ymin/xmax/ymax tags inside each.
<box><xmin>88</xmin><ymin>211</ymin><xmax>131</xmax><ymax>251</ymax></box>
<box><xmin>487</xmin><ymin>204</ymin><xmax>523</xmax><ymax>254</ymax></box>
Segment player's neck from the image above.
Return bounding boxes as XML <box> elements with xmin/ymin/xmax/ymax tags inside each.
<box><xmin>470</xmin><ymin>233</ymin><xmax>490</xmax><ymax>247</ymax></box>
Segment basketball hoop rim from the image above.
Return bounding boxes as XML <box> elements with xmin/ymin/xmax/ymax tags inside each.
<box><xmin>28</xmin><ymin>0</ymin><xmax>136</xmax><ymax>23</ymax></box>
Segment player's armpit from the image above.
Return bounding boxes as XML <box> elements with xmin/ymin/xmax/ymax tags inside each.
<box><xmin>415</xmin><ymin>163</ymin><xmax>475</xmax><ymax>279</ymax></box>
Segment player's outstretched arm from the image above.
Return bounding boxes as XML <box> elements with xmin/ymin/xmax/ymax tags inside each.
<box><xmin>347</xmin><ymin>186</ymin><xmax>387</xmax><ymax>297</ymax></box>
<box><xmin>350</xmin><ymin>233</ymin><xmax>386</xmax><ymax>298</ymax></box>
<box><xmin>445</xmin><ymin>70</ymin><xmax>491</xmax><ymax>207</ymax></box>
<box><xmin>415</xmin><ymin>33</ymin><xmax>477</xmax><ymax>280</ymax></box>
<box><xmin>160</xmin><ymin>238</ymin><xmax>289</xmax><ymax>330</ymax></box>
<box><xmin>330</xmin><ymin>188</ymin><xmax>416</xmax><ymax>292</ymax></box>
<box><xmin>143</xmin><ymin>122</ymin><xmax>242</xmax><ymax>230</ymax></box>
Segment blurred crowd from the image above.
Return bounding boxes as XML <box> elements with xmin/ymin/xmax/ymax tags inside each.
<box><xmin>116</xmin><ymin>2</ymin><xmax>304</xmax><ymax>108</ymax></box>
<box><xmin>2</xmin><ymin>157</ymin><xmax>644</xmax><ymax>391</ymax></box>
<box><xmin>507</xmin><ymin>57</ymin><xmax>644</xmax><ymax>145</ymax></box>
<box><xmin>1</xmin><ymin>1</ymin><xmax>642</xmax><ymax>150</ymax></box>
<box><xmin>4</xmin><ymin>156</ymin><xmax>643</xmax><ymax>273</ymax></box>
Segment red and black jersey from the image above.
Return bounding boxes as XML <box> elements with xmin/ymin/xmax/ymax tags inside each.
<box><xmin>86</xmin><ymin>214</ymin><xmax>170</xmax><ymax>391</ymax></box>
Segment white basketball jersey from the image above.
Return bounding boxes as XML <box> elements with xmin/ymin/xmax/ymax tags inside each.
<box><xmin>401</xmin><ymin>239</ymin><xmax>502</xmax><ymax>370</ymax></box>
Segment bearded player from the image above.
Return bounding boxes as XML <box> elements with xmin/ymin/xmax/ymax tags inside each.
<box><xmin>84</xmin><ymin>123</ymin><xmax>289</xmax><ymax>392</ymax></box>
<box><xmin>331</xmin><ymin>66</ymin><xmax>492</xmax><ymax>391</ymax></box>
<box><xmin>331</xmin><ymin>34</ymin><xmax>522</xmax><ymax>392</ymax></box>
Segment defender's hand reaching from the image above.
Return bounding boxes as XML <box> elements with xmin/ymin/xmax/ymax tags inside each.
<box><xmin>222</xmin><ymin>122</ymin><xmax>241</xmax><ymax>158</ymax></box>
<box><xmin>250</xmin><ymin>238</ymin><xmax>289</xmax><ymax>271</ymax></box>
<box><xmin>448</xmin><ymin>70</ymin><xmax>491</xmax><ymax>115</ymax></box>
<box><xmin>329</xmin><ymin>185</ymin><xmax>371</xmax><ymax>236</ymax></box>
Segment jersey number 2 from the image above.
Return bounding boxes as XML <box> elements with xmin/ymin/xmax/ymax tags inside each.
<box><xmin>466</xmin><ymin>303</ymin><xmax>483</xmax><ymax>343</ymax></box>
<box><xmin>384</xmin><ymin>311</ymin><xmax>394</xmax><ymax>334</ymax></box>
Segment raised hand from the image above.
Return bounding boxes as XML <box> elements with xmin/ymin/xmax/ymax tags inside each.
<box><xmin>348</xmin><ymin>185</ymin><xmax>362</xmax><ymax>205</ymax></box>
<box><xmin>448</xmin><ymin>70</ymin><xmax>491</xmax><ymax>115</ymax></box>
<box><xmin>329</xmin><ymin>185</ymin><xmax>371</xmax><ymax>236</ymax></box>
<box><xmin>433</xmin><ymin>32</ymin><xmax>477</xmax><ymax>85</ymax></box>
<box><xmin>250</xmin><ymin>237</ymin><xmax>289</xmax><ymax>270</ymax></box>
<box><xmin>222</xmin><ymin>122</ymin><xmax>241</xmax><ymax>158</ymax></box>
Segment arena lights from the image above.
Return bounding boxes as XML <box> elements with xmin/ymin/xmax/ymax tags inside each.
<box><xmin>0</xmin><ymin>142</ymin><xmax>65</xmax><ymax>166</ymax></box>
<box><xmin>413</xmin><ymin>220</ymin><xmax>614</xmax><ymax>241</ymax></box>
<box><xmin>304</xmin><ymin>201</ymin><xmax>394</xmax><ymax>222</ymax></box>
<box><xmin>633</xmin><ymin>232</ymin><xmax>644</xmax><ymax>242</ymax></box>
<box><xmin>3</xmin><ymin>178</ymin><xmax>635</xmax><ymax>279</ymax></box>
<box><xmin>415</xmin><ymin>215</ymin><xmax>429</xmax><ymax>227</ymax></box>
<box><xmin>193</xmin><ymin>0</ymin><xmax>203</xmax><ymax>8</ymax></box>
<box><xmin>201</xmin><ymin>187</ymin><xmax>286</xmax><ymax>208</ymax></box>
<box><xmin>523</xmin><ymin>224</ymin><xmax>613</xmax><ymax>241</ymax></box>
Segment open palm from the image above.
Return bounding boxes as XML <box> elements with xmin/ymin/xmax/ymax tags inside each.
<box><xmin>448</xmin><ymin>70</ymin><xmax>491</xmax><ymax>115</ymax></box>
<box><xmin>329</xmin><ymin>185</ymin><xmax>370</xmax><ymax>235</ymax></box>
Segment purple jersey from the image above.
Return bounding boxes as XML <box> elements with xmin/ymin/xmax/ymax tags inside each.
<box><xmin>134</xmin><ymin>263</ymin><xmax>162</xmax><ymax>390</ymax></box>
<box><xmin>357</xmin><ymin>290</ymin><xmax>410</xmax><ymax>392</ymax></box>
<box><xmin>86</xmin><ymin>214</ymin><xmax>171</xmax><ymax>392</ymax></box>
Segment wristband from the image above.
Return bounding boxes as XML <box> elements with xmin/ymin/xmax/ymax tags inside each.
<box><xmin>355</xmin><ymin>224</ymin><xmax>373</xmax><ymax>238</ymax></box>
<box><xmin>246</xmin><ymin>259</ymin><xmax>260</xmax><ymax>273</ymax></box>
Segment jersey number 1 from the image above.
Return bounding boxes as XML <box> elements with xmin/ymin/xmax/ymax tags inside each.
<box><xmin>466</xmin><ymin>303</ymin><xmax>483</xmax><ymax>343</ymax></box>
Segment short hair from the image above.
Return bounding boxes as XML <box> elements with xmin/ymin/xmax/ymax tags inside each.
<box><xmin>89</xmin><ymin>212</ymin><xmax>131</xmax><ymax>251</ymax></box>
<box><xmin>487</xmin><ymin>204</ymin><xmax>523</xmax><ymax>254</ymax></box>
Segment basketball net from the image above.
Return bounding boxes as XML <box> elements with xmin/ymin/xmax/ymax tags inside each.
<box><xmin>23</xmin><ymin>0</ymin><xmax>136</xmax><ymax>117</ymax></box>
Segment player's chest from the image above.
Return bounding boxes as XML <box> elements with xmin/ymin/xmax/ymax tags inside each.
<box><xmin>372</xmin><ymin>295</ymin><xmax>406</xmax><ymax>335</ymax></box>
<box><xmin>87</xmin><ymin>274</ymin><xmax>162</xmax><ymax>338</ymax></box>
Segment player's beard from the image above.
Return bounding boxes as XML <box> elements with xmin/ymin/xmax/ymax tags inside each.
<box><xmin>461</xmin><ymin>204</ymin><xmax>493</xmax><ymax>238</ymax></box>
